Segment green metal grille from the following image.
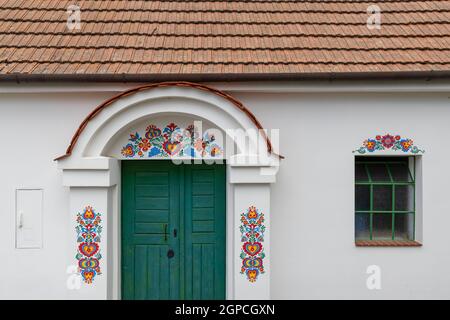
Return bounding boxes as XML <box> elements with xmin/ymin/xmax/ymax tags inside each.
<box><xmin>355</xmin><ymin>157</ymin><xmax>415</xmax><ymax>241</ymax></box>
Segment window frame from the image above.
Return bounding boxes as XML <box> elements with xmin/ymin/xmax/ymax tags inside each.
<box><xmin>355</xmin><ymin>157</ymin><xmax>416</xmax><ymax>241</ymax></box>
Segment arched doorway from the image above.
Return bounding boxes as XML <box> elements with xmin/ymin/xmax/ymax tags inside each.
<box><xmin>57</xmin><ymin>82</ymin><xmax>279</xmax><ymax>300</ymax></box>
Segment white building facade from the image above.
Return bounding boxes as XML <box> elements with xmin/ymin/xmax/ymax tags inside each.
<box><xmin>1</xmin><ymin>79</ymin><xmax>449</xmax><ymax>299</ymax></box>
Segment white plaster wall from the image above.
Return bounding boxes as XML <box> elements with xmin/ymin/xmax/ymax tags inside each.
<box><xmin>0</xmin><ymin>92</ymin><xmax>113</xmax><ymax>299</ymax></box>
<box><xmin>232</xmin><ymin>91</ymin><xmax>450</xmax><ymax>299</ymax></box>
<box><xmin>1</xmin><ymin>85</ymin><xmax>450</xmax><ymax>299</ymax></box>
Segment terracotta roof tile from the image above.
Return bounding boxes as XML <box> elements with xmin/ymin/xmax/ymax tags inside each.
<box><xmin>0</xmin><ymin>0</ymin><xmax>449</xmax><ymax>78</ymax></box>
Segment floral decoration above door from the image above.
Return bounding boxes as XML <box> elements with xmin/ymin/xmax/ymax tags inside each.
<box><xmin>121</xmin><ymin>122</ymin><xmax>223</xmax><ymax>158</ymax></box>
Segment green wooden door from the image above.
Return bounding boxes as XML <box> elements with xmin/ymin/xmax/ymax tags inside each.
<box><xmin>122</xmin><ymin>161</ymin><xmax>226</xmax><ymax>300</ymax></box>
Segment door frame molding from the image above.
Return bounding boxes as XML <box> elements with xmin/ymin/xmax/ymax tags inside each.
<box><xmin>58</xmin><ymin>83</ymin><xmax>279</xmax><ymax>300</ymax></box>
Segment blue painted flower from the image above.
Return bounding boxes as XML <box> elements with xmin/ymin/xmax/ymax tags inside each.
<box><xmin>145</xmin><ymin>125</ymin><xmax>162</xmax><ymax>139</ymax></box>
<box><xmin>148</xmin><ymin>146</ymin><xmax>161</xmax><ymax>157</ymax></box>
<box><xmin>399</xmin><ymin>139</ymin><xmax>413</xmax><ymax>152</ymax></box>
<box><xmin>121</xmin><ymin>143</ymin><xmax>135</xmax><ymax>157</ymax></box>
<box><xmin>364</xmin><ymin>139</ymin><xmax>377</xmax><ymax>152</ymax></box>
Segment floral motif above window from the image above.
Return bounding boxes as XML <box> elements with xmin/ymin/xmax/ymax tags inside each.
<box><xmin>121</xmin><ymin>122</ymin><xmax>223</xmax><ymax>158</ymax></box>
<box><xmin>353</xmin><ymin>134</ymin><xmax>424</xmax><ymax>154</ymax></box>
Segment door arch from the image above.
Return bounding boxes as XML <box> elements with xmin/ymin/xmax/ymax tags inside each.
<box><xmin>57</xmin><ymin>82</ymin><xmax>279</xmax><ymax>300</ymax></box>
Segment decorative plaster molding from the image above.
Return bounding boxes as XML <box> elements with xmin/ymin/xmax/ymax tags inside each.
<box><xmin>55</xmin><ymin>82</ymin><xmax>277</xmax><ymax>161</ymax></box>
<box><xmin>2</xmin><ymin>79</ymin><xmax>450</xmax><ymax>93</ymax></box>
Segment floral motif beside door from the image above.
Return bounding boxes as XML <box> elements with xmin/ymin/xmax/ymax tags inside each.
<box><xmin>240</xmin><ymin>206</ymin><xmax>266</xmax><ymax>282</ymax></box>
<box><xmin>75</xmin><ymin>206</ymin><xmax>102</xmax><ymax>284</ymax></box>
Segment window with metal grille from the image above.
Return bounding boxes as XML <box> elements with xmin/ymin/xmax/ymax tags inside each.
<box><xmin>355</xmin><ymin>156</ymin><xmax>415</xmax><ymax>241</ymax></box>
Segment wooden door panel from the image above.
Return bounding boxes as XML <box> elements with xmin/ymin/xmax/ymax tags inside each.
<box><xmin>184</xmin><ymin>165</ymin><xmax>226</xmax><ymax>300</ymax></box>
<box><xmin>122</xmin><ymin>161</ymin><xmax>225</xmax><ymax>300</ymax></box>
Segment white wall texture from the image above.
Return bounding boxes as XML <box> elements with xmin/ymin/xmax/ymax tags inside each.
<box><xmin>0</xmin><ymin>92</ymin><xmax>112</xmax><ymax>299</ymax></box>
<box><xmin>0</xmin><ymin>84</ymin><xmax>449</xmax><ymax>299</ymax></box>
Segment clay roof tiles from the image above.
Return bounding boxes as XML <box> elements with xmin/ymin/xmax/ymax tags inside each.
<box><xmin>0</xmin><ymin>0</ymin><xmax>448</xmax><ymax>79</ymax></box>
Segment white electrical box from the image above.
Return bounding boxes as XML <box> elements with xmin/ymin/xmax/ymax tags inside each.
<box><xmin>16</xmin><ymin>189</ymin><xmax>43</xmax><ymax>249</ymax></box>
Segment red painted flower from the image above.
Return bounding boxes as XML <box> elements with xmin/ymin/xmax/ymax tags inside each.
<box><xmin>381</xmin><ymin>134</ymin><xmax>395</xmax><ymax>149</ymax></box>
<box><xmin>138</xmin><ymin>138</ymin><xmax>150</xmax><ymax>152</ymax></box>
<box><xmin>395</xmin><ymin>135</ymin><xmax>401</xmax><ymax>141</ymax></box>
<box><xmin>166</xmin><ymin>122</ymin><xmax>178</xmax><ymax>132</ymax></box>
<box><xmin>375</xmin><ymin>135</ymin><xmax>381</xmax><ymax>141</ymax></box>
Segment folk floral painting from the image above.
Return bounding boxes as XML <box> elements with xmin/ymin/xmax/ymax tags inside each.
<box><xmin>121</xmin><ymin>122</ymin><xmax>223</xmax><ymax>159</ymax></box>
<box><xmin>240</xmin><ymin>206</ymin><xmax>266</xmax><ymax>283</ymax></box>
<box><xmin>75</xmin><ymin>206</ymin><xmax>102</xmax><ymax>284</ymax></box>
<box><xmin>353</xmin><ymin>134</ymin><xmax>424</xmax><ymax>154</ymax></box>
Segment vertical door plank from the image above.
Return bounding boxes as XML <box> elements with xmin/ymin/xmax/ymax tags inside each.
<box><xmin>159</xmin><ymin>245</ymin><xmax>170</xmax><ymax>299</ymax></box>
<box><xmin>134</xmin><ymin>245</ymin><xmax>147</xmax><ymax>300</ymax></box>
<box><xmin>147</xmin><ymin>246</ymin><xmax>160</xmax><ymax>300</ymax></box>
<box><xmin>169</xmin><ymin>165</ymin><xmax>180</xmax><ymax>300</ymax></box>
<box><xmin>201</xmin><ymin>244</ymin><xmax>215</xmax><ymax>299</ymax></box>
<box><xmin>192</xmin><ymin>243</ymin><xmax>202</xmax><ymax>300</ymax></box>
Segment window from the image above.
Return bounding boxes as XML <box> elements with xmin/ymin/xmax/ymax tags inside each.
<box><xmin>355</xmin><ymin>156</ymin><xmax>416</xmax><ymax>242</ymax></box>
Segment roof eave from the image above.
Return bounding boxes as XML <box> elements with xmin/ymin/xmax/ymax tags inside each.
<box><xmin>1</xmin><ymin>71</ymin><xmax>450</xmax><ymax>83</ymax></box>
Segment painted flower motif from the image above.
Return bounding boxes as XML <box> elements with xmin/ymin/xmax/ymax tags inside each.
<box><xmin>145</xmin><ymin>125</ymin><xmax>161</xmax><ymax>139</ymax></box>
<box><xmin>122</xmin><ymin>123</ymin><xmax>223</xmax><ymax>158</ymax></box>
<box><xmin>76</xmin><ymin>206</ymin><xmax>102</xmax><ymax>284</ymax></box>
<box><xmin>240</xmin><ymin>206</ymin><xmax>265</xmax><ymax>283</ymax></box>
<box><xmin>83</xmin><ymin>206</ymin><xmax>95</xmax><ymax>220</ymax></box>
<box><xmin>246</xmin><ymin>269</ymin><xmax>259</xmax><ymax>283</ymax></box>
<box><xmin>209</xmin><ymin>145</ymin><xmax>222</xmax><ymax>157</ymax></box>
<box><xmin>353</xmin><ymin>134</ymin><xmax>424</xmax><ymax>154</ymax></box>
<box><xmin>185</xmin><ymin>124</ymin><xmax>197</xmax><ymax>139</ymax></box>
<box><xmin>162</xmin><ymin>140</ymin><xmax>180</xmax><ymax>155</ymax></box>
<box><xmin>194</xmin><ymin>139</ymin><xmax>204</xmax><ymax>152</ymax></box>
<box><xmin>400</xmin><ymin>139</ymin><xmax>413</xmax><ymax>152</ymax></box>
<box><xmin>205</xmin><ymin>133</ymin><xmax>216</xmax><ymax>143</ymax></box>
<box><xmin>247</xmin><ymin>206</ymin><xmax>258</xmax><ymax>219</ymax></box>
<box><xmin>364</xmin><ymin>139</ymin><xmax>377</xmax><ymax>152</ymax></box>
<box><xmin>165</xmin><ymin>122</ymin><xmax>178</xmax><ymax>133</ymax></box>
<box><xmin>138</xmin><ymin>138</ymin><xmax>150</xmax><ymax>152</ymax></box>
<box><xmin>381</xmin><ymin>134</ymin><xmax>396</xmax><ymax>149</ymax></box>
<box><xmin>129</xmin><ymin>132</ymin><xmax>140</xmax><ymax>142</ymax></box>
<box><xmin>121</xmin><ymin>143</ymin><xmax>135</xmax><ymax>157</ymax></box>
<box><xmin>163</xmin><ymin>123</ymin><xmax>183</xmax><ymax>142</ymax></box>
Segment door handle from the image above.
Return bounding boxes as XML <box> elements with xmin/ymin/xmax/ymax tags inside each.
<box><xmin>173</xmin><ymin>229</ymin><xmax>177</xmax><ymax>238</ymax></box>
<box><xmin>167</xmin><ymin>249</ymin><xmax>175</xmax><ymax>259</ymax></box>
<box><xmin>18</xmin><ymin>211</ymin><xmax>24</xmax><ymax>229</ymax></box>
